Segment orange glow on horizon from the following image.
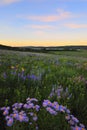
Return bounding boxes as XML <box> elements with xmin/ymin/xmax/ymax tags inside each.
<box><xmin>0</xmin><ymin>40</ymin><xmax>87</xmax><ymax>47</ymax></box>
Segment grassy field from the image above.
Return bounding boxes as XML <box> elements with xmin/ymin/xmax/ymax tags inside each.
<box><xmin>0</xmin><ymin>49</ymin><xmax>87</xmax><ymax>130</ymax></box>
<box><xmin>48</xmin><ymin>50</ymin><xmax>87</xmax><ymax>58</ymax></box>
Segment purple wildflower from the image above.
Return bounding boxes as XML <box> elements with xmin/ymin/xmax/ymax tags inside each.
<box><xmin>46</xmin><ymin>107</ymin><xmax>57</xmax><ymax>115</ymax></box>
<box><xmin>43</xmin><ymin>100</ymin><xmax>51</xmax><ymax>107</ymax></box>
<box><xmin>7</xmin><ymin>117</ymin><xmax>13</xmax><ymax>127</ymax></box>
<box><xmin>34</xmin><ymin>105</ymin><xmax>40</xmax><ymax>111</ymax></box>
<box><xmin>32</xmin><ymin>116</ymin><xmax>38</xmax><ymax>121</ymax></box>
<box><xmin>3</xmin><ymin>72</ymin><xmax>7</xmax><ymax>79</ymax></box>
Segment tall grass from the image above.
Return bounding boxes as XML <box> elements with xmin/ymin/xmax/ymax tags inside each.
<box><xmin>0</xmin><ymin>50</ymin><xmax>87</xmax><ymax>130</ymax></box>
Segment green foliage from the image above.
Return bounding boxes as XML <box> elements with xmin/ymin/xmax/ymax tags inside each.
<box><xmin>0</xmin><ymin>49</ymin><xmax>87</xmax><ymax>130</ymax></box>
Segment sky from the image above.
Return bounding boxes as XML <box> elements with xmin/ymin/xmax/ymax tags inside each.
<box><xmin>0</xmin><ymin>0</ymin><xmax>87</xmax><ymax>47</ymax></box>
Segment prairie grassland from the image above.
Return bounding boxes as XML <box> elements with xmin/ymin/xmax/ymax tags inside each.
<box><xmin>0</xmin><ymin>49</ymin><xmax>87</xmax><ymax>130</ymax></box>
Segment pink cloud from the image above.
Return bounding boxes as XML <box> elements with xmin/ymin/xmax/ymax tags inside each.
<box><xmin>34</xmin><ymin>30</ymin><xmax>45</xmax><ymax>36</ymax></box>
<box><xmin>25</xmin><ymin>24</ymin><xmax>55</xmax><ymax>29</ymax></box>
<box><xmin>64</xmin><ymin>23</ymin><xmax>87</xmax><ymax>29</ymax></box>
<box><xmin>0</xmin><ymin>0</ymin><xmax>21</xmax><ymax>5</ymax></box>
<box><xmin>18</xmin><ymin>9</ymin><xmax>72</xmax><ymax>22</ymax></box>
<box><xmin>25</xmin><ymin>15</ymin><xmax>60</xmax><ymax>22</ymax></box>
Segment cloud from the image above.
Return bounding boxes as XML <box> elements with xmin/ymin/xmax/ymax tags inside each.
<box><xmin>64</xmin><ymin>23</ymin><xmax>87</xmax><ymax>29</ymax></box>
<box><xmin>18</xmin><ymin>9</ymin><xmax>72</xmax><ymax>22</ymax></box>
<box><xmin>0</xmin><ymin>0</ymin><xmax>86</xmax><ymax>6</ymax></box>
<box><xmin>34</xmin><ymin>30</ymin><xmax>45</xmax><ymax>36</ymax></box>
<box><xmin>0</xmin><ymin>0</ymin><xmax>21</xmax><ymax>6</ymax></box>
<box><xmin>24</xmin><ymin>24</ymin><xmax>55</xmax><ymax>30</ymax></box>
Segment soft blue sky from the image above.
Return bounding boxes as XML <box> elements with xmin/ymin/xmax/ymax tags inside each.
<box><xmin>0</xmin><ymin>0</ymin><xmax>87</xmax><ymax>46</ymax></box>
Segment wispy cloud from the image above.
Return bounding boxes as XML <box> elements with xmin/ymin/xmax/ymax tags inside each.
<box><xmin>34</xmin><ymin>30</ymin><xmax>45</xmax><ymax>36</ymax></box>
<box><xmin>0</xmin><ymin>0</ymin><xmax>21</xmax><ymax>6</ymax></box>
<box><xmin>18</xmin><ymin>9</ymin><xmax>72</xmax><ymax>22</ymax></box>
<box><xmin>24</xmin><ymin>24</ymin><xmax>55</xmax><ymax>30</ymax></box>
<box><xmin>64</xmin><ymin>23</ymin><xmax>87</xmax><ymax>29</ymax></box>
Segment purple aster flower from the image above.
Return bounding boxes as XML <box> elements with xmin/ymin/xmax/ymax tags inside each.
<box><xmin>3</xmin><ymin>109</ymin><xmax>9</xmax><ymax>116</ymax></box>
<box><xmin>65</xmin><ymin>115</ymin><xmax>71</xmax><ymax>121</ymax></box>
<box><xmin>34</xmin><ymin>105</ymin><xmax>40</xmax><ymax>111</ymax></box>
<box><xmin>29</xmin><ymin>112</ymin><xmax>34</xmax><ymax>116</ymax></box>
<box><xmin>17</xmin><ymin>115</ymin><xmax>24</xmax><ymax>122</ymax></box>
<box><xmin>23</xmin><ymin>116</ymin><xmax>29</xmax><ymax>122</ymax></box>
<box><xmin>66</xmin><ymin>109</ymin><xmax>70</xmax><ymax>114</ymax></box>
<box><xmin>12</xmin><ymin>103</ymin><xmax>18</xmax><ymax>108</ymax></box>
<box><xmin>73</xmin><ymin>126</ymin><xmax>85</xmax><ymax>130</ymax></box>
<box><xmin>7</xmin><ymin>117</ymin><xmax>13</xmax><ymax>127</ymax></box>
<box><xmin>23</xmin><ymin>104</ymin><xmax>28</xmax><ymax>109</ymax></box>
<box><xmin>57</xmin><ymin>105</ymin><xmax>65</xmax><ymax>112</ymax></box>
<box><xmin>43</xmin><ymin>100</ymin><xmax>51</xmax><ymax>107</ymax></box>
<box><xmin>1</xmin><ymin>106</ymin><xmax>10</xmax><ymax>116</ymax></box>
<box><xmin>12</xmin><ymin>113</ymin><xmax>19</xmax><ymax>119</ymax></box>
<box><xmin>29</xmin><ymin>98</ymin><xmax>38</xmax><ymax>102</ymax></box>
<box><xmin>23</xmin><ymin>103</ymin><xmax>34</xmax><ymax>109</ymax></box>
<box><xmin>1</xmin><ymin>107</ymin><xmax>7</xmax><ymax>110</ymax></box>
<box><xmin>68</xmin><ymin>119</ymin><xmax>75</xmax><ymax>126</ymax></box>
<box><xmin>79</xmin><ymin>123</ymin><xmax>85</xmax><ymax>128</ymax></box>
<box><xmin>18</xmin><ymin>103</ymin><xmax>23</xmax><ymax>109</ymax></box>
<box><xmin>33</xmin><ymin>116</ymin><xmax>38</xmax><ymax>121</ymax></box>
<box><xmin>26</xmin><ymin>97</ymin><xmax>30</xmax><ymax>101</ymax></box>
<box><xmin>72</xmin><ymin>116</ymin><xmax>79</xmax><ymax>123</ymax></box>
<box><xmin>46</xmin><ymin>107</ymin><xmax>57</xmax><ymax>115</ymax></box>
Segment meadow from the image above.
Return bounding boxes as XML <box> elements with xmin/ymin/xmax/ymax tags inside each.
<box><xmin>0</xmin><ymin>49</ymin><xmax>87</xmax><ymax>130</ymax></box>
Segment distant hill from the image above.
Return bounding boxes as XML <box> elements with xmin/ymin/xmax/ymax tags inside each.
<box><xmin>0</xmin><ymin>44</ymin><xmax>87</xmax><ymax>52</ymax></box>
<box><xmin>0</xmin><ymin>44</ymin><xmax>12</xmax><ymax>49</ymax></box>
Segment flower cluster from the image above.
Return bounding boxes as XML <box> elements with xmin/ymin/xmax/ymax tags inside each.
<box><xmin>0</xmin><ymin>98</ymin><xmax>86</xmax><ymax>130</ymax></box>
<box><xmin>43</xmin><ymin>99</ymin><xmax>86</xmax><ymax>130</ymax></box>
<box><xmin>0</xmin><ymin>98</ymin><xmax>40</xmax><ymax>129</ymax></box>
<box><xmin>2</xmin><ymin>69</ymin><xmax>40</xmax><ymax>81</ymax></box>
<box><xmin>49</xmin><ymin>85</ymin><xmax>72</xmax><ymax>99</ymax></box>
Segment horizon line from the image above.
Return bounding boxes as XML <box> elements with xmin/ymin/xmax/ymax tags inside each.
<box><xmin>0</xmin><ymin>43</ymin><xmax>87</xmax><ymax>48</ymax></box>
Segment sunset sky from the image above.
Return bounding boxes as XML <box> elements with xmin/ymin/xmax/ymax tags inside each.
<box><xmin>0</xmin><ymin>0</ymin><xmax>87</xmax><ymax>47</ymax></box>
